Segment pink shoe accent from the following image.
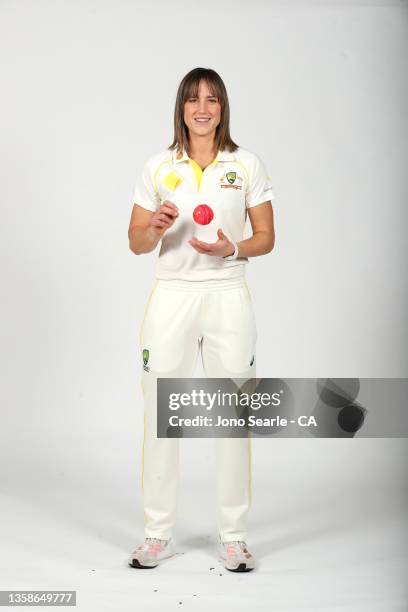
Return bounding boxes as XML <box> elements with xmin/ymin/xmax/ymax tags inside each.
<box><xmin>147</xmin><ymin>543</ymin><xmax>164</xmax><ymax>555</ymax></box>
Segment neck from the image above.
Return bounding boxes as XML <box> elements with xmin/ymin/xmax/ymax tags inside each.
<box><xmin>187</xmin><ymin>133</ymin><xmax>217</xmax><ymax>159</ymax></box>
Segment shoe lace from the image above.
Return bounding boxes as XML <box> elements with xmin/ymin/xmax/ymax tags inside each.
<box><xmin>146</xmin><ymin>537</ymin><xmax>168</xmax><ymax>545</ymax></box>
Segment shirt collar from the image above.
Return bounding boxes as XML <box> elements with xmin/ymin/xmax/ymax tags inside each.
<box><xmin>172</xmin><ymin>148</ymin><xmax>236</xmax><ymax>164</ymax></box>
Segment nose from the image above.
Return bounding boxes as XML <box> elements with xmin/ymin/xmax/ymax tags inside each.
<box><xmin>198</xmin><ymin>99</ymin><xmax>209</xmax><ymax>114</ymax></box>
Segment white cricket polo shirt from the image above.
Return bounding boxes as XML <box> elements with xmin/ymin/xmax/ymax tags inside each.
<box><xmin>131</xmin><ymin>146</ymin><xmax>274</xmax><ymax>281</ymax></box>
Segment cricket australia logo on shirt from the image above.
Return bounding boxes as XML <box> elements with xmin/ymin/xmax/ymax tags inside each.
<box><xmin>142</xmin><ymin>349</ymin><xmax>150</xmax><ymax>372</ymax></box>
<box><xmin>219</xmin><ymin>170</ymin><xmax>243</xmax><ymax>190</ymax></box>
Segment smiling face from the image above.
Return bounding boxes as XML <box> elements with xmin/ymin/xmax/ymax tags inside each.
<box><xmin>183</xmin><ymin>79</ymin><xmax>221</xmax><ymax>140</ymax></box>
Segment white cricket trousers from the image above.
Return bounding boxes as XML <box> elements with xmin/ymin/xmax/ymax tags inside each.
<box><xmin>139</xmin><ymin>276</ymin><xmax>256</xmax><ymax>543</ymax></box>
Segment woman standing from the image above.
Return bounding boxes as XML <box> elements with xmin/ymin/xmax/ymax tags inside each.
<box><xmin>127</xmin><ymin>67</ymin><xmax>275</xmax><ymax>572</ymax></box>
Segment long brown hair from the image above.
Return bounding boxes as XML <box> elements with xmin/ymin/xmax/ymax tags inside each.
<box><xmin>168</xmin><ymin>67</ymin><xmax>239</xmax><ymax>156</ymax></box>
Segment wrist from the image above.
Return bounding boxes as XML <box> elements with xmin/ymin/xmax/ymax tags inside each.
<box><xmin>225</xmin><ymin>243</ymin><xmax>235</xmax><ymax>257</ymax></box>
<box><xmin>223</xmin><ymin>241</ymin><xmax>239</xmax><ymax>261</ymax></box>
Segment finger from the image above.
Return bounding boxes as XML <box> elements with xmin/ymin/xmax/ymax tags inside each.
<box><xmin>152</xmin><ymin>216</ymin><xmax>167</xmax><ymax>225</ymax></box>
<box><xmin>194</xmin><ymin>239</ymin><xmax>211</xmax><ymax>247</ymax></box>
<box><xmin>162</xmin><ymin>201</ymin><xmax>179</xmax><ymax>213</ymax></box>
<box><xmin>156</xmin><ymin>213</ymin><xmax>173</xmax><ymax>224</ymax></box>
<box><xmin>152</xmin><ymin>219</ymin><xmax>169</xmax><ymax>229</ymax></box>
<box><xmin>190</xmin><ymin>244</ymin><xmax>211</xmax><ymax>255</ymax></box>
<box><xmin>189</xmin><ymin>237</ymin><xmax>202</xmax><ymax>247</ymax></box>
<box><xmin>160</xmin><ymin>204</ymin><xmax>179</xmax><ymax>217</ymax></box>
<box><xmin>194</xmin><ymin>240</ymin><xmax>215</xmax><ymax>251</ymax></box>
<box><xmin>190</xmin><ymin>242</ymin><xmax>211</xmax><ymax>252</ymax></box>
<box><xmin>188</xmin><ymin>239</ymin><xmax>205</xmax><ymax>250</ymax></box>
<box><xmin>189</xmin><ymin>236</ymin><xmax>207</xmax><ymax>246</ymax></box>
<box><xmin>157</xmin><ymin>211</ymin><xmax>177</xmax><ymax>225</ymax></box>
<box><xmin>217</xmin><ymin>230</ymin><xmax>229</xmax><ymax>245</ymax></box>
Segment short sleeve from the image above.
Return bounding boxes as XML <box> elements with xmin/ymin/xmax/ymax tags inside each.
<box><xmin>131</xmin><ymin>160</ymin><xmax>160</xmax><ymax>213</ymax></box>
<box><xmin>246</xmin><ymin>154</ymin><xmax>275</xmax><ymax>209</ymax></box>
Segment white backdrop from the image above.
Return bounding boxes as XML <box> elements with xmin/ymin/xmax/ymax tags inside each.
<box><xmin>0</xmin><ymin>1</ymin><xmax>407</xmax><ymax>610</ymax></box>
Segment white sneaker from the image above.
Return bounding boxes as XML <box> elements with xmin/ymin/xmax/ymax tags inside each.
<box><xmin>218</xmin><ymin>538</ymin><xmax>255</xmax><ymax>572</ymax></box>
<box><xmin>128</xmin><ymin>537</ymin><xmax>175</xmax><ymax>569</ymax></box>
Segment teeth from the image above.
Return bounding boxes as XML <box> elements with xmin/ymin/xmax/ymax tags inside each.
<box><xmin>195</xmin><ymin>118</ymin><xmax>210</xmax><ymax>122</ymax></box>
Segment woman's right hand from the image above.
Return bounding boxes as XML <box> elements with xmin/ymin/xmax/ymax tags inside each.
<box><xmin>150</xmin><ymin>200</ymin><xmax>179</xmax><ymax>235</ymax></box>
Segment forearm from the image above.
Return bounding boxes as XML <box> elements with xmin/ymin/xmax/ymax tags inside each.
<box><xmin>236</xmin><ymin>230</ymin><xmax>274</xmax><ymax>258</ymax></box>
<box><xmin>128</xmin><ymin>225</ymin><xmax>162</xmax><ymax>255</ymax></box>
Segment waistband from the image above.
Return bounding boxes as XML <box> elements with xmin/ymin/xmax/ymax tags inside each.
<box><xmin>155</xmin><ymin>277</ymin><xmax>247</xmax><ymax>291</ymax></box>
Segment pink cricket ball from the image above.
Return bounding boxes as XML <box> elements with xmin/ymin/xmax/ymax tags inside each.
<box><xmin>193</xmin><ymin>204</ymin><xmax>214</xmax><ymax>225</ymax></box>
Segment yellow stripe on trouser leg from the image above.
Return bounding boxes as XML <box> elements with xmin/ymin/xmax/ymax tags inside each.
<box><xmin>138</xmin><ymin>282</ymin><xmax>159</xmax><ymax>525</ymax></box>
<box><xmin>248</xmin><ymin>431</ymin><xmax>252</xmax><ymax>508</ymax></box>
<box><xmin>141</xmin><ymin>403</ymin><xmax>150</xmax><ymax>525</ymax></box>
<box><xmin>141</xmin><ymin>375</ymin><xmax>150</xmax><ymax>525</ymax></box>
<box><xmin>244</xmin><ymin>277</ymin><xmax>253</xmax><ymax>510</ymax></box>
<box><xmin>140</xmin><ymin>384</ymin><xmax>146</xmax><ymax>492</ymax></box>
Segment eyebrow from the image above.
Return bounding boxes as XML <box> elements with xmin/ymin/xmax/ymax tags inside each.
<box><xmin>188</xmin><ymin>95</ymin><xmax>218</xmax><ymax>98</ymax></box>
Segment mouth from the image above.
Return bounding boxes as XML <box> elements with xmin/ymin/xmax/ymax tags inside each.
<box><xmin>194</xmin><ymin>118</ymin><xmax>211</xmax><ymax>123</ymax></box>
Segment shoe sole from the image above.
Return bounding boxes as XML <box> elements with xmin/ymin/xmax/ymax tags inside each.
<box><xmin>129</xmin><ymin>559</ymin><xmax>156</xmax><ymax>569</ymax></box>
<box><xmin>226</xmin><ymin>563</ymin><xmax>254</xmax><ymax>572</ymax></box>
<box><xmin>218</xmin><ymin>554</ymin><xmax>255</xmax><ymax>572</ymax></box>
<box><xmin>128</xmin><ymin>551</ymin><xmax>175</xmax><ymax>569</ymax></box>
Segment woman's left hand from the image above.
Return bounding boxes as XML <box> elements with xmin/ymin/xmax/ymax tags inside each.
<box><xmin>188</xmin><ymin>228</ymin><xmax>235</xmax><ymax>257</ymax></box>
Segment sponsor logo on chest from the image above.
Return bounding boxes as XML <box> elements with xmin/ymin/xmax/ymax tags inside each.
<box><xmin>219</xmin><ymin>170</ymin><xmax>243</xmax><ymax>190</ymax></box>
